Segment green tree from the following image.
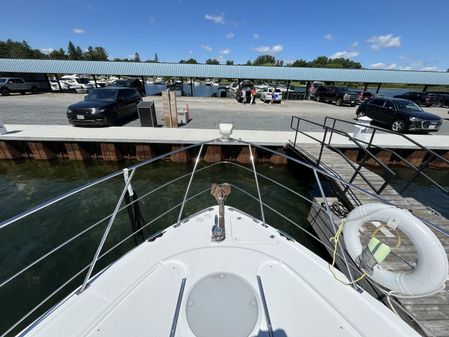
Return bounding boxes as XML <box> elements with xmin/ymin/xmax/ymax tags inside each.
<box><xmin>93</xmin><ymin>47</ymin><xmax>108</xmax><ymax>61</ymax></box>
<box><xmin>245</xmin><ymin>60</ymin><xmax>252</xmax><ymax>65</ymax></box>
<box><xmin>49</xmin><ymin>48</ymin><xmax>67</xmax><ymax>60</ymax></box>
<box><xmin>290</xmin><ymin>59</ymin><xmax>307</xmax><ymax>67</ymax></box>
<box><xmin>154</xmin><ymin>53</ymin><xmax>159</xmax><ymax>62</ymax></box>
<box><xmin>134</xmin><ymin>52</ymin><xmax>141</xmax><ymax>62</ymax></box>
<box><xmin>252</xmin><ymin>55</ymin><xmax>276</xmax><ymax>66</ymax></box>
<box><xmin>225</xmin><ymin>60</ymin><xmax>234</xmax><ymax>65</ymax></box>
<box><xmin>179</xmin><ymin>58</ymin><xmax>198</xmax><ymax>64</ymax></box>
<box><xmin>67</xmin><ymin>41</ymin><xmax>82</xmax><ymax>60</ymax></box>
<box><xmin>206</xmin><ymin>58</ymin><xmax>220</xmax><ymax>65</ymax></box>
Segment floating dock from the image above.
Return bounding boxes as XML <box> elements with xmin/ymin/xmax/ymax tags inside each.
<box><xmin>1</xmin><ymin>124</ymin><xmax>449</xmax><ymax>165</ymax></box>
<box><xmin>296</xmin><ymin>143</ymin><xmax>449</xmax><ymax>337</ymax></box>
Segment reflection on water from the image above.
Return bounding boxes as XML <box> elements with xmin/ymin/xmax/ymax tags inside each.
<box><xmin>0</xmin><ymin>158</ymin><xmax>326</xmax><ymax>334</ymax></box>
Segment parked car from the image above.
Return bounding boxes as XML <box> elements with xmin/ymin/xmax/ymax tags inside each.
<box><xmin>393</xmin><ymin>92</ymin><xmax>434</xmax><ymax>107</ymax></box>
<box><xmin>235</xmin><ymin>80</ymin><xmax>255</xmax><ymax>103</ymax></box>
<box><xmin>356</xmin><ymin>97</ymin><xmax>442</xmax><ymax>133</ymax></box>
<box><xmin>67</xmin><ymin>88</ymin><xmax>142</xmax><ymax>126</ymax></box>
<box><xmin>108</xmin><ymin>79</ymin><xmax>145</xmax><ymax>96</ymax></box>
<box><xmin>314</xmin><ymin>86</ymin><xmax>358</xmax><ymax>106</ymax></box>
<box><xmin>260</xmin><ymin>87</ymin><xmax>282</xmax><ymax>103</ymax></box>
<box><xmin>0</xmin><ymin>77</ymin><xmax>39</xmax><ymax>96</ymax></box>
<box><xmin>427</xmin><ymin>92</ymin><xmax>449</xmax><ymax>107</ymax></box>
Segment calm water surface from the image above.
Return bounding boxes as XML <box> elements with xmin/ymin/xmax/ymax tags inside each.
<box><xmin>0</xmin><ymin>158</ymin><xmax>327</xmax><ymax>334</ymax></box>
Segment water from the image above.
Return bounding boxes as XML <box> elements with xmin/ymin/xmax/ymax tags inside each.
<box><xmin>0</xmin><ymin>158</ymin><xmax>327</xmax><ymax>334</ymax></box>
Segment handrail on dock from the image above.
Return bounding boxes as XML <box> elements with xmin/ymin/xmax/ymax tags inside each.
<box><xmin>290</xmin><ymin>115</ymin><xmax>449</xmax><ymax>198</ymax></box>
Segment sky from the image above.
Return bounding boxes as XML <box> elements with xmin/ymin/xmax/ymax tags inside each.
<box><xmin>1</xmin><ymin>0</ymin><xmax>448</xmax><ymax>71</ymax></box>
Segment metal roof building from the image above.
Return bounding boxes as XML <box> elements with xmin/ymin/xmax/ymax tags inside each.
<box><xmin>1</xmin><ymin>58</ymin><xmax>449</xmax><ymax>85</ymax></box>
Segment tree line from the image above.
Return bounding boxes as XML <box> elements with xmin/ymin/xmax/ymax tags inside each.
<box><xmin>1</xmin><ymin>38</ymin><xmax>364</xmax><ymax>69</ymax></box>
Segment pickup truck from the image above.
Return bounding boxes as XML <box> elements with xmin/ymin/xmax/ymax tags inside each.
<box><xmin>0</xmin><ymin>77</ymin><xmax>40</xmax><ymax>96</ymax></box>
<box><xmin>314</xmin><ymin>86</ymin><xmax>358</xmax><ymax>106</ymax></box>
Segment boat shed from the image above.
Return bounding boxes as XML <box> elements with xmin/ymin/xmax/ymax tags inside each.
<box><xmin>1</xmin><ymin>58</ymin><xmax>449</xmax><ymax>86</ymax></box>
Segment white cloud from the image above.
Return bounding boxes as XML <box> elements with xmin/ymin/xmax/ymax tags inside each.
<box><xmin>149</xmin><ymin>16</ymin><xmax>156</xmax><ymax>23</ymax></box>
<box><xmin>188</xmin><ymin>50</ymin><xmax>193</xmax><ymax>55</ymax></box>
<box><xmin>220</xmin><ymin>49</ymin><xmax>230</xmax><ymax>55</ymax></box>
<box><xmin>367</xmin><ymin>34</ymin><xmax>401</xmax><ymax>50</ymax></box>
<box><xmin>329</xmin><ymin>51</ymin><xmax>359</xmax><ymax>59</ymax></box>
<box><xmin>272</xmin><ymin>44</ymin><xmax>283</xmax><ymax>53</ymax></box>
<box><xmin>72</xmin><ymin>28</ymin><xmax>85</xmax><ymax>34</ymax></box>
<box><xmin>369</xmin><ymin>63</ymin><xmax>397</xmax><ymax>70</ymax></box>
<box><xmin>205</xmin><ymin>14</ymin><xmax>224</xmax><ymax>24</ymax></box>
<box><xmin>399</xmin><ymin>66</ymin><xmax>413</xmax><ymax>70</ymax></box>
<box><xmin>352</xmin><ymin>41</ymin><xmax>359</xmax><ymax>48</ymax></box>
<box><xmin>421</xmin><ymin>66</ymin><xmax>444</xmax><ymax>72</ymax></box>
<box><xmin>251</xmin><ymin>44</ymin><xmax>283</xmax><ymax>54</ymax></box>
<box><xmin>225</xmin><ymin>32</ymin><xmax>234</xmax><ymax>39</ymax></box>
<box><xmin>323</xmin><ymin>34</ymin><xmax>334</xmax><ymax>40</ymax></box>
<box><xmin>201</xmin><ymin>44</ymin><xmax>212</xmax><ymax>51</ymax></box>
<box><xmin>40</xmin><ymin>48</ymin><xmax>54</xmax><ymax>54</ymax></box>
<box><xmin>253</xmin><ymin>33</ymin><xmax>260</xmax><ymax>40</ymax></box>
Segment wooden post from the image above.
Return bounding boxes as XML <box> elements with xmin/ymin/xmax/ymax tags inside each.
<box><xmin>204</xmin><ymin>145</ymin><xmax>224</xmax><ymax>163</ymax></box>
<box><xmin>28</xmin><ymin>142</ymin><xmax>57</xmax><ymax>160</ymax></box>
<box><xmin>286</xmin><ymin>80</ymin><xmax>290</xmax><ymax>100</ymax></box>
<box><xmin>405</xmin><ymin>150</ymin><xmax>427</xmax><ymax>167</ymax></box>
<box><xmin>64</xmin><ymin>142</ymin><xmax>90</xmax><ymax>160</ymax></box>
<box><xmin>237</xmin><ymin>147</ymin><xmax>257</xmax><ymax>164</ymax></box>
<box><xmin>0</xmin><ymin>141</ymin><xmax>22</xmax><ymax>159</ymax></box>
<box><xmin>190</xmin><ymin>78</ymin><xmax>194</xmax><ymax>97</ymax></box>
<box><xmin>363</xmin><ymin>83</ymin><xmax>368</xmax><ymax>92</ymax></box>
<box><xmin>270</xmin><ymin>147</ymin><xmax>288</xmax><ymax>164</ymax></box>
<box><xmin>366</xmin><ymin>150</ymin><xmax>392</xmax><ymax>166</ymax></box>
<box><xmin>100</xmin><ymin>143</ymin><xmax>123</xmax><ymax>161</ymax></box>
<box><xmin>422</xmin><ymin>85</ymin><xmax>428</xmax><ymax>92</ymax></box>
<box><xmin>170</xmin><ymin>145</ymin><xmax>191</xmax><ymax>163</ymax></box>
<box><xmin>135</xmin><ymin>144</ymin><xmax>154</xmax><ymax>161</ymax></box>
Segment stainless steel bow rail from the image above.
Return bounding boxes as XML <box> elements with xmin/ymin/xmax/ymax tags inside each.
<box><xmin>1</xmin><ymin>138</ymin><xmax>448</xmax><ymax>337</ymax></box>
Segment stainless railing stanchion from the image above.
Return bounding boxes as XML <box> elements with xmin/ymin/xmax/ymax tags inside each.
<box><xmin>177</xmin><ymin>144</ymin><xmax>204</xmax><ymax>225</ymax></box>
<box><xmin>249</xmin><ymin>144</ymin><xmax>266</xmax><ymax>225</ymax></box>
<box><xmin>79</xmin><ymin>168</ymin><xmax>136</xmax><ymax>293</ymax></box>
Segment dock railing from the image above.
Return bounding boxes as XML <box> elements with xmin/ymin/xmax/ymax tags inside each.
<box><xmin>290</xmin><ymin>116</ymin><xmax>396</xmax><ymax>195</ymax></box>
<box><xmin>290</xmin><ymin>115</ymin><xmax>449</xmax><ymax>198</ymax></box>
<box><xmin>324</xmin><ymin>116</ymin><xmax>449</xmax><ymax>197</ymax></box>
<box><xmin>1</xmin><ymin>138</ymin><xmax>448</xmax><ymax>336</ymax></box>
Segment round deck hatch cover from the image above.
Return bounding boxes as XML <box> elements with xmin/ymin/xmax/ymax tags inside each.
<box><xmin>186</xmin><ymin>273</ymin><xmax>259</xmax><ymax>337</ymax></box>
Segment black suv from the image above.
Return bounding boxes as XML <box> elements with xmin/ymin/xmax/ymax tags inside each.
<box><xmin>356</xmin><ymin>97</ymin><xmax>442</xmax><ymax>133</ymax></box>
<box><xmin>67</xmin><ymin>88</ymin><xmax>142</xmax><ymax>126</ymax></box>
<box><xmin>314</xmin><ymin>86</ymin><xmax>358</xmax><ymax>106</ymax></box>
<box><xmin>393</xmin><ymin>92</ymin><xmax>434</xmax><ymax>107</ymax></box>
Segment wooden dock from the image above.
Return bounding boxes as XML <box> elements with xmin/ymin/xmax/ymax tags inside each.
<box><xmin>296</xmin><ymin>143</ymin><xmax>449</xmax><ymax>337</ymax></box>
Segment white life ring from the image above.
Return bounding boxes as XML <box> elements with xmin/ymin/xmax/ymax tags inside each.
<box><xmin>343</xmin><ymin>203</ymin><xmax>448</xmax><ymax>297</ymax></box>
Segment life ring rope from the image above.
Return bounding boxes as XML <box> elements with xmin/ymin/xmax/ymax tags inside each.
<box><xmin>329</xmin><ymin>219</ymin><xmax>368</xmax><ymax>286</ymax></box>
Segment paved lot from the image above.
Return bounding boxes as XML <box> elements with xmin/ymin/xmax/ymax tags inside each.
<box><xmin>1</xmin><ymin>93</ymin><xmax>448</xmax><ymax>134</ymax></box>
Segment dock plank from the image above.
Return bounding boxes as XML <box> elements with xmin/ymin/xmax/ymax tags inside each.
<box><xmin>298</xmin><ymin>143</ymin><xmax>449</xmax><ymax>337</ymax></box>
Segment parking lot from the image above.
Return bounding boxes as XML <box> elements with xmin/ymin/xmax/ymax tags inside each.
<box><xmin>0</xmin><ymin>93</ymin><xmax>448</xmax><ymax>134</ymax></box>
